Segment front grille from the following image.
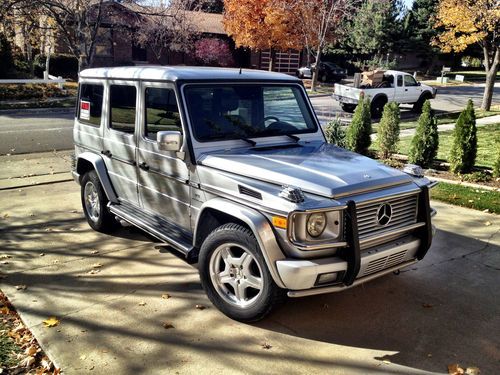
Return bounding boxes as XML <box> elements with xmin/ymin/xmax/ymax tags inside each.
<box><xmin>362</xmin><ymin>249</ymin><xmax>408</xmax><ymax>276</ymax></box>
<box><xmin>356</xmin><ymin>194</ymin><xmax>418</xmax><ymax>240</ymax></box>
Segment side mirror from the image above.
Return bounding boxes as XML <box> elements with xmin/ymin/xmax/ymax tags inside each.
<box><xmin>417</xmin><ymin>82</ymin><xmax>421</xmax><ymax>86</ymax></box>
<box><xmin>157</xmin><ymin>131</ymin><xmax>182</xmax><ymax>152</ymax></box>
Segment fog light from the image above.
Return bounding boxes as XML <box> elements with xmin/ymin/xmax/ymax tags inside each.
<box><xmin>316</xmin><ymin>272</ymin><xmax>338</xmax><ymax>285</ymax></box>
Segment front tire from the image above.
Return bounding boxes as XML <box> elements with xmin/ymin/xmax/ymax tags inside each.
<box><xmin>341</xmin><ymin>103</ymin><xmax>356</xmax><ymax>113</ymax></box>
<box><xmin>413</xmin><ymin>93</ymin><xmax>432</xmax><ymax>113</ymax></box>
<box><xmin>371</xmin><ymin>97</ymin><xmax>387</xmax><ymax>118</ymax></box>
<box><xmin>198</xmin><ymin>223</ymin><xmax>286</xmax><ymax>322</ymax></box>
<box><xmin>81</xmin><ymin>170</ymin><xmax>117</xmax><ymax>233</ymax></box>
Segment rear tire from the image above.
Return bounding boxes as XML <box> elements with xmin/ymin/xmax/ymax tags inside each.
<box><xmin>371</xmin><ymin>97</ymin><xmax>387</xmax><ymax>118</ymax></box>
<box><xmin>198</xmin><ymin>223</ymin><xmax>286</xmax><ymax>322</ymax></box>
<box><xmin>341</xmin><ymin>103</ymin><xmax>356</xmax><ymax>113</ymax></box>
<box><xmin>81</xmin><ymin>170</ymin><xmax>118</xmax><ymax>233</ymax></box>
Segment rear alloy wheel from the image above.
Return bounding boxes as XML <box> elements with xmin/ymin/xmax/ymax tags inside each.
<box><xmin>81</xmin><ymin>170</ymin><xmax>117</xmax><ymax>233</ymax></box>
<box><xmin>341</xmin><ymin>103</ymin><xmax>357</xmax><ymax>113</ymax></box>
<box><xmin>199</xmin><ymin>223</ymin><xmax>286</xmax><ymax>322</ymax></box>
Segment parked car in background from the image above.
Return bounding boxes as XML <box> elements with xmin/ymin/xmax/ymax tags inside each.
<box><xmin>296</xmin><ymin>62</ymin><xmax>347</xmax><ymax>82</ymax></box>
<box><xmin>334</xmin><ymin>70</ymin><xmax>437</xmax><ymax>117</ymax></box>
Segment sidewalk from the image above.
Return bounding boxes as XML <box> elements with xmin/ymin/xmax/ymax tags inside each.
<box><xmin>0</xmin><ymin>181</ymin><xmax>499</xmax><ymax>373</ymax></box>
<box><xmin>0</xmin><ymin>150</ymin><xmax>73</xmax><ymax>190</ymax></box>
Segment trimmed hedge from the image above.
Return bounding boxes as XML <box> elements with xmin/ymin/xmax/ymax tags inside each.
<box><xmin>0</xmin><ymin>84</ymin><xmax>68</xmax><ymax>101</ymax></box>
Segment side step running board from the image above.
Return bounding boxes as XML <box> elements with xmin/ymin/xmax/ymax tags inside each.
<box><xmin>108</xmin><ymin>202</ymin><xmax>197</xmax><ymax>263</ymax></box>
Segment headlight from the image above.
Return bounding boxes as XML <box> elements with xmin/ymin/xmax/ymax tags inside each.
<box><xmin>306</xmin><ymin>213</ymin><xmax>327</xmax><ymax>237</ymax></box>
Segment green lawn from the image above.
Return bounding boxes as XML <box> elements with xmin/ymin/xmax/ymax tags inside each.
<box><xmin>431</xmin><ymin>182</ymin><xmax>500</xmax><ymax>214</ymax></box>
<box><xmin>0</xmin><ymin>321</ymin><xmax>21</xmax><ymax>368</ymax></box>
<box><xmin>396</xmin><ymin>123</ymin><xmax>500</xmax><ymax>169</ymax></box>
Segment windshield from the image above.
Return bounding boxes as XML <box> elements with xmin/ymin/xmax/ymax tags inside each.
<box><xmin>184</xmin><ymin>84</ymin><xmax>318</xmax><ymax>142</ymax></box>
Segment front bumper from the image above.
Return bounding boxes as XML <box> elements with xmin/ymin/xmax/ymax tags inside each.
<box><xmin>277</xmin><ymin>235</ymin><xmax>420</xmax><ymax>295</ymax></box>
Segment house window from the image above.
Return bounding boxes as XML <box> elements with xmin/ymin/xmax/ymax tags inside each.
<box><xmin>95</xmin><ymin>28</ymin><xmax>112</xmax><ymax>57</ymax></box>
<box><xmin>78</xmin><ymin>84</ymin><xmax>104</xmax><ymax>127</ymax></box>
<box><xmin>132</xmin><ymin>43</ymin><xmax>147</xmax><ymax>62</ymax></box>
<box><xmin>110</xmin><ymin>85</ymin><xmax>136</xmax><ymax>134</ymax></box>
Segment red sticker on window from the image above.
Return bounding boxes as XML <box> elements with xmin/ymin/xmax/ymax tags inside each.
<box><xmin>80</xmin><ymin>100</ymin><xmax>90</xmax><ymax>120</ymax></box>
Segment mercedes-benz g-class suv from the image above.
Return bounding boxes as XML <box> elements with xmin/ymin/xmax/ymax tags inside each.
<box><xmin>73</xmin><ymin>66</ymin><xmax>436</xmax><ymax>322</ymax></box>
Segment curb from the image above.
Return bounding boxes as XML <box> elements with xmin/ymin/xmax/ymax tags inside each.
<box><xmin>0</xmin><ymin>107</ymin><xmax>74</xmax><ymax>115</ymax></box>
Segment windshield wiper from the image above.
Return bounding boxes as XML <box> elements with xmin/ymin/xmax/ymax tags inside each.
<box><xmin>238</xmin><ymin>137</ymin><xmax>257</xmax><ymax>147</ymax></box>
<box><xmin>285</xmin><ymin>134</ymin><xmax>300</xmax><ymax>142</ymax></box>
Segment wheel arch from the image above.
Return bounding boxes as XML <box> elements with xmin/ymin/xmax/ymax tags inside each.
<box><xmin>194</xmin><ymin>198</ymin><xmax>287</xmax><ymax>288</ymax></box>
<box><xmin>76</xmin><ymin>152</ymin><xmax>118</xmax><ymax>203</ymax></box>
<box><xmin>371</xmin><ymin>93</ymin><xmax>388</xmax><ymax>105</ymax></box>
<box><xmin>418</xmin><ymin>90</ymin><xmax>433</xmax><ymax>102</ymax></box>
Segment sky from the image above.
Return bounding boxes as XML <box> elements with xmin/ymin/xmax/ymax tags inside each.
<box><xmin>404</xmin><ymin>0</ymin><xmax>414</xmax><ymax>9</ymax></box>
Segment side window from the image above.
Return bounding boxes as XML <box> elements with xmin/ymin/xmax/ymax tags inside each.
<box><xmin>110</xmin><ymin>85</ymin><xmax>136</xmax><ymax>134</ymax></box>
<box><xmin>404</xmin><ymin>75</ymin><xmax>418</xmax><ymax>87</ymax></box>
<box><xmin>397</xmin><ymin>75</ymin><xmax>403</xmax><ymax>87</ymax></box>
<box><xmin>144</xmin><ymin>87</ymin><xmax>182</xmax><ymax>141</ymax></box>
<box><xmin>78</xmin><ymin>83</ymin><xmax>103</xmax><ymax>127</ymax></box>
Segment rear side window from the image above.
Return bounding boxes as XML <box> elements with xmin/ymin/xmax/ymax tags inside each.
<box><xmin>397</xmin><ymin>75</ymin><xmax>403</xmax><ymax>87</ymax></box>
<box><xmin>110</xmin><ymin>85</ymin><xmax>136</xmax><ymax>134</ymax></box>
<box><xmin>145</xmin><ymin>87</ymin><xmax>182</xmax><ymax>141</ymax></box>
<box><xmin>78</xmin><ymin>84</ymin><xmax>103</xmax><ymax>127</ymax></box>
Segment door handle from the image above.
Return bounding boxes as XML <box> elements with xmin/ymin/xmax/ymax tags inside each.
<box><xmin>405</xmin><ymin>89</ymin><xmax>408</xmax><ymax>91</ymax></box>
<box><xmin>101</xmin><ymin>150</ymin><xmax>112</xmax><ymax>158</ymax></box>
<box><xmin>139</xmin><ymin>162</ymin><xmax>150</xmax><ymax>171</ymax></box>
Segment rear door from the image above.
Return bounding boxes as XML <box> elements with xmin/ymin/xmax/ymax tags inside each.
<box><xmin>101</xmin><ymin>81</ymin><xmax>140</xmax><ymax>206</ymax></box>
<box><xmin>136</xmin><ymin>82</ymin><xmax>191</xmax><ymax>231</ymax></box>
<box><xmin>393</xmin><ymin>74</ymin><xmax>406</xmax><ymax>103</ymax></box>
<box><xmin>74</xmin><ymin>81</ymin><xmax>104</xmax><ymax>153</ymax></box>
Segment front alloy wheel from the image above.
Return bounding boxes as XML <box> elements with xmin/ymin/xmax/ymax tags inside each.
<box><xmin>199</xmin><ymin>223</ymin><xmax>286</xmax><ymax>322</ymax></box>
<box><xmin>209</xmin><ymin>243</ymin><xmax>264</xmax><ymax>308</ymax></box>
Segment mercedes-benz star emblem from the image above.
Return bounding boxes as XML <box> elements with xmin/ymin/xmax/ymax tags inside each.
<box><xmin>376</xmin><ymin>203</ymin><xmax>392</xmax><ymax>226</ymax></box>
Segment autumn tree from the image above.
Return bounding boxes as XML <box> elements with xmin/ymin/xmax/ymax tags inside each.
<box><xmin>433</xmin><ymin>0</ymin><xmax>499</xmax><ymax>110</ymax></box>
<box><xmin>287</xmin><ymin>0</ymin><xmax>359</xmax><ymax>91</ymax></box>
<box><xmin>135</xmin><ymin>0</ymin><xmax>200</xmax><ymax>63</ymax></box>
<box><xmin>223</xmin><ymin>0</ymin><xmax>303</xmax><ymax>71</ymax></box>
<box><xmin>195</xmin><ymin>38</ymin><xmax>234</xmax><ymax>66</ymax></box>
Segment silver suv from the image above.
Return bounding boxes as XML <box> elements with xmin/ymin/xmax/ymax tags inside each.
<box><xmin>73</xmin><ymin>66</ymin><xmax>436</xmax><ymax>322</ymax></box>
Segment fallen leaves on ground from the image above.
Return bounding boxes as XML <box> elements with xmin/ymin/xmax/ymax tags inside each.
<box><xmin>448</xmin><ymin>364</ymin><xmax>481</xmax><ymax>375</ymax></box>
<box><xmin>43</xmin><ymin>317</ymin><xmax>60</xmax><ymax>328</ymax></box>
<box><xmin>195</xmin><ymin>304</ymin><xmax>206</xmax><ymax>310</ymax></box>
<box><xmin>15</xmin><ymin>285</ymin><xmax>27</xmax><ymax>291</ymax></box>
<box><xmin>1</xmin><ymin>291</ymin><xmax>60</xmax><ymax>373</ymax></box>
<box><xmin>484</xmin><ymin>221</ymin><xmax>491</xmax><ymax>226</ymax></box>
<box><xmin>0</xmin><ymin>254</ymin><xmax>12</xmax><ymax>259</ymax></box>
<box><xmin>91</xmin><ymin>262</ymin><xmax>103</xmax><ymax>268</ymax></box>
<box><xmin>162</xmin><ymin>321</ymin><xmax>175</xmax><ymax>329</ymax></box>
<box><xmin>138</xmin><ymin>301</ymin><xmax>146</xmax><ymax>306</ymax></box>
<box><xmin>87</xmin><ymin>269</ymin><xmax>100</xmax><ymax>275</ymax></box>
<box><xmin>261</xmin><ymin>342</ymin><xmax>272</xmax><ymax>350</ymax></box>
<box><xmin>422</xmin><ymin>303</ymin><xmax>433</xmax><ymax>308</ymax></box>
<box><xmin>90</xmin><ymin>250</ymin><xmax>99</xmax><ymax>255</ymax></box>
<box><xmin>161</xmin><ymin>293</ymin><xmax>171</xmax><ymax>299</ymax></box>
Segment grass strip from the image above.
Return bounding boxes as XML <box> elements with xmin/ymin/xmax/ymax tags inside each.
<box><xmin>431</xmin><ymin>182</ymin><xmax>499</xmax><ymax>214</ymax></box>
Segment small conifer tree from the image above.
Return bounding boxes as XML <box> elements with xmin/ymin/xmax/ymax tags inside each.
<box><xmin>449</xmin><ymin>99</ymin><xmax>477</xmax><ymax>174</ymax></box>
<box><xmin>376</xmin><ymin>102</ymin><xmax>400</xmax><ymax>159</ymax></box>
<box><xmin>493</xmin><ymin>139</ymin><xmax>500</xmax><ymax>178</ymax></box>
<box><xmin>324</xmin><ymin>117</ymin><xmax>346</xmax><ymax>148</ymax></box>
<box><xmin>408</xmin><ymin>100</ymin><xmax>439</xmax><ymax>168</ymax></box>
<box><xmin>346</xmin><ymin>95</ymin><xmax>372</xmax><ymax>154</ymax></box>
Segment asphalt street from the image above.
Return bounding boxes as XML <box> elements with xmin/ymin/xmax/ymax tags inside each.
<box><xmin>0</xmin><ymin>83</ymin><xmax>498</xmax><ymax>155</ymax></box>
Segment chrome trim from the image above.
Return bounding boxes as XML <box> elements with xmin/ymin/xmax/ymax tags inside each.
<box><xmin>287</xmin><ymin>259</ymin><xmax>418</xmax><ymax>297</ymax></box>
<box><xmin>428</xmin><ymin>180</ymin><xmax>439</xmax><ymax>189</ymax></box>
<box><xmin>355</xmin><ymin>189</ymin><xmax>421</xmax><ymax>207</ymax></box>
<box><xmin>359</xmin><ymin>222</ymin><xmax>425</xmax><ymax>247</ymax></box>
<box><xmin>145</xmin><ymin>166</ymin><xmax>189</xmax><ymax>184</ymax></box>
<box><xmin>332</xmin><ymin>179</ymin><xmax>413</xmax><ymax>199</ymax></box>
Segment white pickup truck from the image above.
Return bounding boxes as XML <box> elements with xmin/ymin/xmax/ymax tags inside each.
<box><xmin>333</xmin><ymin>70</ymin><xmax>437</xmax><ymax>117</ymax></box>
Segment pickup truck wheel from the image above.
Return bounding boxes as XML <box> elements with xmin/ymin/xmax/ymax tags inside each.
<box><xmin>81</xmin><ymin>170</ymin><xmax>117</xmax><ymax>233</ymax></box>
<box><xmin>371</xmin><ymin>97</ymin><xmax>387</xmax><ymax>118</ymax></box>
<box><xmin>413</xmin><ymin>93</ymin><xmax>432</xmax><ymax>113</ymax></box>
<box><xmin>199</xmin><ymin>223</ymin><xmax>286</xmax><ymax>322</ymax></box>
<box><xmin>341</xmin><ymin>103</ymin><xmax>356</xmax><ymax>113</ymax></box>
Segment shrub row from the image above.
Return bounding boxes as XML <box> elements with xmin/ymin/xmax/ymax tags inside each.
<box><xmin>0</xmin><ymin>84</ymin><xmax>68</xmax><ymax>101</ymax></box>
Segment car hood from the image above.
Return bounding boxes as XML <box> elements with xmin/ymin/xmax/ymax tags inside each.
<box><xmin>198</xmin><ymin>142</ymin><xmax>414</xmax><ymax>199</ymax></box>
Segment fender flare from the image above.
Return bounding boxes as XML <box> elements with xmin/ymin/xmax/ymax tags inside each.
<box><xmin>417</xmin><ymin>90</ymin><xmax>433</xmax><ymax>102</ymax></box>
<box><xmin>371</xmin><ymin>93</ymin><xmax>388</xmax><ymax>105</ymax></box>
<box><xmin>76</xmin><ymin>152</ymin><xmax>119</xmax><ymax>203</ymax></box>
<box><xmin>195</xmin><ymin>198</ymin><xmax>287</xmax><ymax>288</ymax></box>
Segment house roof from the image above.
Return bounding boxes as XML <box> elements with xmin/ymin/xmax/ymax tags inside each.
<box><xmin>79</xmin><ymin>66</ymin><xmax>300</xmax><ymax>82</ymax></box>
<box><xmin>186</xmin><ymin>11</ymin><xmax>225</xmax><ymax>35</ymax></box>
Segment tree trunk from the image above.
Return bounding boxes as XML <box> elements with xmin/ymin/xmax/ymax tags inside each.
<box><xmin>481</xmin><ymin>48</ymin><xmax>499</xmax><ymax>111</ymax></box>
<box><xmin>311</xmin><ymin>49</ymin><xmax>321</xmax><ymax>92</ymax></box>
<box><xmin>268</xmin><ymin>48</ymin><xmax>276</xmax><ymax>72</ymax></box>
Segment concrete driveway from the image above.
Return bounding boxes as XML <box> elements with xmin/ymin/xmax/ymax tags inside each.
<box><xmin>0</xmin><ymin>182</ymin><xmax>498</xmax><ymax>374</ymax></box>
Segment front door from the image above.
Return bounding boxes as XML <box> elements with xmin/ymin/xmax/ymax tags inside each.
<box><xmin>137</xmin><ymin>83</ymin><xmax>191</xmax><ymax>231</ymax></box>
<box><xmin>101</xmin><ymin>81</ymin><xmax>140</xmax><ymax>206</ymax></box>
